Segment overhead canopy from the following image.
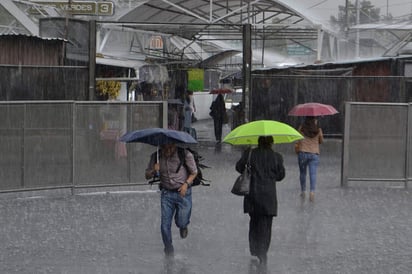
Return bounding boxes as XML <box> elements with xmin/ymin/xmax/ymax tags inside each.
<box><xmin>0</xmin><ymin>0</ymin><xmax>339</xmax><ymax>70</ymax></box>
<box><xmin>97</xmin><ymin>0</ymin><xmax>338</xmax><ymax>69</ymax></box>
<box><xmin>115</xmin><ymin>0</ymin><xmax>333</xmax><ymax>39</ymax></box>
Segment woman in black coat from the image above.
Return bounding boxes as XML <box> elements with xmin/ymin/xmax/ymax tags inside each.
<box><xmin>209</xmin><ymin>94</ymin><xmax>227</xmax><ymax>143</ymax></box>
<box><xmin>235</xmin><ymin>136</ymin><xmax>285</xmax><ymax>266</ymax></box>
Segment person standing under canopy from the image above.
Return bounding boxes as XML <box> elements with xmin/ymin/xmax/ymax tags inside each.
<box><xmin>209</xmin><ymin>94</ymin><xmax>227</xmax><ymax>143</ymax></box>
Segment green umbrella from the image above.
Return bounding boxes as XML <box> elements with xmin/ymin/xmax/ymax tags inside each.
<box><xmin>223</xmin><ymin>120</ymin><xmax>303</xmax><ymax>145</ymax></box>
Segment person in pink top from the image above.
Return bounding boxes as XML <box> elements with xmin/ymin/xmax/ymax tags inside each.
<box><xmin>295</xmin><ymin>116</ymin><xmax>323</xmax><ymax>202</ymax></box>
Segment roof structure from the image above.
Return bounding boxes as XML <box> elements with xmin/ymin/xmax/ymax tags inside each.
<box><xmin>351</xmin><ymin>22</ymin><xmax>412</xmax><ymax>31</ymax></box>
<box><xmin>0</xmin><ymin>0</ymin><xmax>340</xmax><ymax>72</ymax></box>
<box><xmin>351</xmin><ymin>22</ymin><xmax>412</xmax><ymax>57</ymax></box>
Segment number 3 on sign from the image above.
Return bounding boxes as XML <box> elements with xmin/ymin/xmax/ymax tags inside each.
<box><xmin>97</xmin><ymin>2</ymin><xmax>113</xmax><ymax>16</ymax></box>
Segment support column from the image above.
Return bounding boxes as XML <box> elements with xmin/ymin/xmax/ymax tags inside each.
<box><xmin>89</xmin><ymin>20</ymin><xmax>96</xmax><ymax>100</ymax></box>
<box><xmin>242</xmin><ymin>24</ymin><xmax>252</xmax><ymax>123</ymax></box>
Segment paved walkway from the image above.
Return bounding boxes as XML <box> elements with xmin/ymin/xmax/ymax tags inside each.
<box><xmin>192</xmin><ymin>117</ymin><xmax>232</xmax><ymax>145</ymax></box>
<box><xmin>0</xmin><ymin>119</ymin><xmax>411</xmax><ymax>274</ymax></box>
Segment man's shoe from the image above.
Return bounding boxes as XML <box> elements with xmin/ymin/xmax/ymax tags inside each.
<box><xmin>180</xmin><ymin>227</ymin><xmax>188</xmax><ymax>239</ymax></box>
<box><xmin>164</xmin><ymin>246</ymin><xmax>174</xmax><ymax>257</ymax></box>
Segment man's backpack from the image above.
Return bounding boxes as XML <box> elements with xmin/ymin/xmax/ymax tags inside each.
<box><xmin>176</xmin><ymin>147</ymin><xmax>210</xmax><ymax>186</ymax></box>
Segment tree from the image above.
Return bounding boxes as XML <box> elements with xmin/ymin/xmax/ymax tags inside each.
<box><xmin>330</xmin><ymin>0</ymin><xmax>382</xmax><ymax>32</ymax></box>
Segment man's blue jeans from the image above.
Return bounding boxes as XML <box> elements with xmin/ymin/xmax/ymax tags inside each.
<box><xmin>298</xmin><ymin>152</ymin><xmax>320</xmax><ymax>192</ymax></box>
<box><xmin>160</xmin><ymin>188</ymin><xmax>192</xmax><ymax>251</ymax></box>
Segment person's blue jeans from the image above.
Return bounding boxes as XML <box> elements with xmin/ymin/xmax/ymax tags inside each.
<box><xmin>160</xmin><ymin>188</ymin><xmax>192</xmax><ymax>251</ymax></box>
<box><xmin>298</xmin><ymin>152</ymin><xmax>320</xmax><ymax>192</ymax></box>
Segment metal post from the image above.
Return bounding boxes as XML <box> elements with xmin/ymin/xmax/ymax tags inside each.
<box><xmin>405</xmin><ymin>103</ymin><xmax>411</xmax><ymax>188</ymax></box>
<box><xmin>21</xmin><ymin>104</ymin><xmax>26</xmax><ymax>188</ymax></box>
<box><xmin>341</xmin><ymin>102</ymin><xmax>351</xmax><ymax>187</ymax></box>
<box><xmin>71</xmin><ymin>102</ymin><xmax>76</xmax><ymax>195</ymax></box>
<box><xmin>355</xmin><ymin>0</ymin><xmax>360</xmax><ymax>58</ymax></box>
<box><xmin>242</xmin><ymin>24</ymin><xmax>252</xmax><ymax>123</ymax></box>
<box><xmin>89</xmin><ymin>20</ymin><xmax>97</xmax><ymax>100</ymax></box>
<box><xmin>345</xmin><ymin>0</ymin><xmax>350</xmax><ymax>38</ymax></box>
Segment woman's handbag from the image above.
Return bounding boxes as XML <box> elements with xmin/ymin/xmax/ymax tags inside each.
<box><xmin>223</xmin><ymin>111</ymin><xmax>229</xmax><ymax>124</ymax></box>
<box><xmin>231</xmin><ymin>149</ymin><xmax>252</xmax><ymax>196</ymax></box>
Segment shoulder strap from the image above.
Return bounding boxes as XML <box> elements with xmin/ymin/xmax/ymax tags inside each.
<box><xmin>175</xmin><ymin>147</ymin><xmax>186</xmax><ymax>173</ymax></box>
<box><xmin>247</xmin><ymin>148</ymin><xmax>252</xmax><ymax>163</ymax></box>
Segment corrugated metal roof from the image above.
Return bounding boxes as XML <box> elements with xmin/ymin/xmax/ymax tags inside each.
<box><xmin>96</xmin><ymin>57</ymin><xmax>147</xmax><ymax>70</ymax></box>
<box><xmin>255</xmin><ymin>55</ymin><xmax>412</xmax><ymax>71</ymax></box>
<box><xmin>0</xmin><ymin>33</ymin><xmax>68</xmax><ymax>42</ymax></box>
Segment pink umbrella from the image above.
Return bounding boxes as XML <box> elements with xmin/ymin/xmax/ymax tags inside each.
<box><xmin>288</xmin><ymin>102</ymin><xmax>338</xmax><ymax>117</ymax></box>
<box><xmin>209</xmin><ymin>88</ymin><xmax>233</xmax><ymax>94</ymax></box>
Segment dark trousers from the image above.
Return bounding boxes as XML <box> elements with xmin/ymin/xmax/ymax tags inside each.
<box><xmin>213</xmin><ymin>118</ymin><xmax>223</xmax><ymax>141</ymax></box>
<box><xmin>249</xmin><ymin>214</ymin><xmax>273</xmax><ymax>259</ymax></box>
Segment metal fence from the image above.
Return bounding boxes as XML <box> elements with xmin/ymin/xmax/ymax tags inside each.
<box><xmin>0</xmin><ymin>101</ymin><xmax>166</xmax><ymax>193</ymax></box>
<box><xmin>342</xmin><ymin>102</ymin><xmax>410</xmax><ymax>188</ymax></box>
<box><xmin>250</xmin><ymin>75</ymin><xmax>411</xmax><ymax>136</ymax></box>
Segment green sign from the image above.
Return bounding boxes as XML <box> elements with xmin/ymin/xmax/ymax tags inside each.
<box><xmin>31</xmin><ymin>1</ymin><xmax>114</xmax><ymax>16</ymax></box>
<box><xmin>188</xmin><ymin>69</ymin><xmax>204</xmax><ymax>91</ymax></box>
<box><xmin>287</xmin><ymin>44</ymin><xmax>312</xmax><ymax>56</ymax></box>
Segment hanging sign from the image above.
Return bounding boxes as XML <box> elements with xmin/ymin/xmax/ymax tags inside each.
<box><xmin>188</xmin><ymin>68</ymin><xmax>204</xmax><ymax>92</ymax></box>
<box><xmin>31</xmin><ymin>1</ymin><xmax>114</xmax><ymax>16</ymax></box>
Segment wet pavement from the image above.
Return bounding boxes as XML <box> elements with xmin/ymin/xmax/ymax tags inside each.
<box><xmin>0</xmin><ymin>119</ymin><xmax>411</xmax><ymax>274</ymax></box>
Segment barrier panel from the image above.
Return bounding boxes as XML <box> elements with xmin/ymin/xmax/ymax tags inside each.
<box><xmin>0</xmin><ymin>101</ymin><xmax>166</xmax><ymax>192</ymax></box>
<box><xmin>342</xmin><ymin>102</ymin><xmax>410</xmax><ymax>187</ymax></box>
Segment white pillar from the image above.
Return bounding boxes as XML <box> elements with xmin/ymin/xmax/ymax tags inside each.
<box><xmin>317</xmin><ymin>26</ymin><xmax>324</xmax><ymax>62</ymax></box>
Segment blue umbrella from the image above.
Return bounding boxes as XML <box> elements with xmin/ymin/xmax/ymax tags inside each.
<box><xmin>120</xmin><ymin>128</ymin><xmax>197</xmax><ymax>181</ymax></box>
<box><xmin>119</xmin><ymin>128</ymin><xmax>197</xmax><ymax>145</ymax></box>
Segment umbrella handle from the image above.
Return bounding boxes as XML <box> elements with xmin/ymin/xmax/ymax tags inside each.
<box><xmin>155</xmin><ymin>146</ymin><xmax>160</xmax><ymax>178</ymax></box>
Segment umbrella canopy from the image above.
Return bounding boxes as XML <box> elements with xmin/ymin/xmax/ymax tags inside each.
<box><xmin>223</xmin><ymin>120</ymin><xmax>303</xmax><ymax>145</ymax></box>
<box><xmin>120</xmin><ymin>128</ymin><xmax>197</xmax><ymax>145</ymax></box>
<box><xmin>209</xmin><ymin>88</ymin><xmax>233</xmax><ymax>94</ymax></box>
<box><xmin>288</xmin><ymin>102</ymin><xmax>338</xmax><ymax>117</ymax></box>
